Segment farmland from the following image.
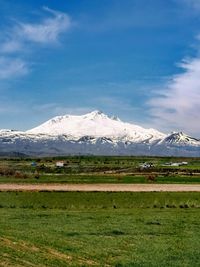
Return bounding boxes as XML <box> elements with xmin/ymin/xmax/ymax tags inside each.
<box><xmin>0</xmin><ymin>156</ymin><xmax>200</xmax><ymax>266</ymax></box>
<box><xmin>1</xmin><ymin>191</ymin><xmax>200</xmax><ymax>266</ymax></box>
<box><xmin>0</xmin><ymin>156</ymin><xmax>200</xmax><ymax>184</ymax></box>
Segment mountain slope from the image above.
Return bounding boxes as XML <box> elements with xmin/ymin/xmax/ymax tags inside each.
<box><xmin>161</xmin><ymin>132</ymin><xmax>200</xmax><ymax>146</ymax></box>
<box><xmin>27</xmin><ymin>110</ymin><xmax>165</xmax><ymax>143</ymax></box>
<box><xmin>0</xmin><ymin>110</ymin><xmax>199</xmax><ymax>156</ymax></box>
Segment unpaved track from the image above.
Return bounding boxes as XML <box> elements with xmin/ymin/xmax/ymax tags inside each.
<box><xmin>0</xmin><ymin>183</ymin><xmax>200</xmax><ymax>192</ymax></box>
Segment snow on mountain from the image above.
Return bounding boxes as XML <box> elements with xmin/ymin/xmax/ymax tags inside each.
<box><xmin>0</xmin><ymin>110</ymin><xmax>199</xmax><ymax>156</ymax></box>
<box><xmin>27</xmin><ymin>110</ymin><xmax>165</xmax><ymax>143</ymax></box>
<box><xmin>161</xmin><ymin>132</ymin><xmax>200</xmax><ymax>146</ymax></box>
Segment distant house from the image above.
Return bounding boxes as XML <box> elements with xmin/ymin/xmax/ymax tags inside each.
<box><xmin>56</xmin><ymin>161</ymin><xmax>64</xmax><ymax>167</ymax></box>
<box><xmin>139</xmin><ymin>162</ymin><xmax>154</xmax><ymax>169</ymax></box>
<box><xmin>162</xmin><ymin>162</ymin><xmax>188</xmax><ymax>167</ymax></box>
<box><xmin>31</xmin><ymin>161</ymin><xmax>37</xmax><ymax>167</ymax></box>
<box><xmin>170</xmin><ymin>163</ymin><xmax>180</xmax><ymax>167</ymax></box>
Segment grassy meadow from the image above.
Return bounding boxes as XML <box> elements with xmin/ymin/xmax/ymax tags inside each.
<box><xmin>0</xmin><ymin>191</ymin><xmax>200</xmax><ymax>266</ymax></box>
<box><xmin>0</xmin><ymin>156</ymin><xmax>200</xmax><ymax>266</ymax></box>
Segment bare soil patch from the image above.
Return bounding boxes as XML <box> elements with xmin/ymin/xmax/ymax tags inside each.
<box><xmin>0</xmin><ymin>183</ymin><xmax>200</xmax><ymax>192</ymax></box>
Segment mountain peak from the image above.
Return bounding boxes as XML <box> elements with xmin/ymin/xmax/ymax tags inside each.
<box><xmin>84</xmin><ymin>110</ymin><xmax>106</xmax><ymax>119</ymax></box>
<box><xmin>84</xmin><ymin>110</ymin><xmax>121</xmax><ymax>122</ymax></box>
<box><xmin>26</xmin><ymin>110</ymin><xmax>165</xmax><ymax>141</ymax></box>
<box><xmin>2</xmin><ymin>111</ymin><xmax>200</xmax><ymax>157</ymax></box>
<box><xmin>90</xmin><ymin>110</ymin><xmax>104</xmax><ymax>115</ymax></box>
<box><xmin>164</xmin><ymin>131</ymin><xmax>199</xmax><ymax>145</ymax></box>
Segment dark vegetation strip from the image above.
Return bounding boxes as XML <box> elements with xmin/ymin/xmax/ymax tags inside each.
<box><xmin>1</xmin><ymin>174</ymin><xmax>200</xmax><ymax>184</ymax></box>
<box><xmin>0</xmin><ymin>191</ymin><xmax>200</xmax><ymax>209</ymax></box>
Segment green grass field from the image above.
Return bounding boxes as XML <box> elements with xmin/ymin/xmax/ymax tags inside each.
<box><xmin>1</xmin><ymin>192</ymin><xmax>200</xmax><ymax>266</ymax></box>
<box><xmin>0</xmin><ymin>156</ymin><xmax>200</xmax><ymax>266</ymax></box>
<box><xmin>1</xmin><ymin>173</ymin><xmax>200</xmax><ymax>184</ymax></box>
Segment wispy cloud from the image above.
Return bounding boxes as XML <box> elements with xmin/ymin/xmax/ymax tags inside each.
<box><xmin>1</xmin><ymin>40</ymin><xmax>22</xmax><ymax>54</ymax></box>
<box><xmin>0</xmin><ymin>7</ymin><xmax>72</xmax><ymax>79</ymax></box>
<box><xmin>0</xmin><ymin>57</ymin><xmax>28</xmax><ymax>79</ymax></box>
<box><xmin>146</xmin><ymin>0</ymin><xmax>200</xmax><ymax>137</ymax></box>
<box><xmin>14</xmin><ymin>7</ymin><xmax>71</xmax><ymax>45</ymax></box>
<box><xmin>148</xmin><ymin>56</ymin><xmax>200</xmax><ymax>136</ymax></box>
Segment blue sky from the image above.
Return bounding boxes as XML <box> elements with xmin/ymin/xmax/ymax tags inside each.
<box><xmin>0</xmin><ymin>0</ymin><xmax>200</xmax><ymax>136</ymax></box>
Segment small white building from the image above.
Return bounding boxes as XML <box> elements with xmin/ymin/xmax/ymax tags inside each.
<box><xmin>162</xmin><ymin>161</ymin><xmax>188</xmax><ymax>167</ymax></box>
<box><xmin>31</xmin><ymin>161</ymin><xmax>37</xmax><ymax>167</ymax></box>
<box><xmin>181</xmin><ymin>162</ymin><xmax>188</xmax><ymax>165</ymax></box>
<box><xmin>140</xmin><ymin>162</ymin><xmax>154</xmax><ymax>169</ymax></box>
<box><xmin>56</xmin><ymin>161</ymin><xmax>64</xmax><ymax>167</ymax></box>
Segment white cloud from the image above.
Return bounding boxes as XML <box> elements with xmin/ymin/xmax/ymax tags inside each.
<box><xmin>1</xmin><ymin>7</ymin><xmax>71</xmax><ymax>54</ymax></box>
<box><xmin>0</xmin><ymin>57</ymin><xmax>28</xmax><ymax>79</ymax></box>
<box><xmin>148</xmin><ymin>56</ymin><xmax>200</xmax><ymax>136</ymax></box>
<box><xmin>1</xmin><ymin>40</ymin><xmax>22</xmax><ymax>53</ymax></box>
<box><xmin>0</xmin><ymin>7</ymin><xmax>72</xmax><ymax>80</ymax></box>
<box><xmin>16</xmin><ymin>7</ymin><xmax>71</xmax><ymax>44</ymax></box>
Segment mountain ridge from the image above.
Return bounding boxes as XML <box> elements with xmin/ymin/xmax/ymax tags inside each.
<box><xmin>0</xmin><ymin>110</ymin><xmax>199</xmax><ymax>156</ymax></box>
<box><xmin>27</xmin><ymin>110</ymin><xmax>165</xmax><ymax>141</ymax></box>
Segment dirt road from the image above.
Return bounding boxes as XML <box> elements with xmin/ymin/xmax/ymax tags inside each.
<box><xmin>0</xmin><ymin>183</ymin><xmax>200</xmax><ymax>192</ymax></box>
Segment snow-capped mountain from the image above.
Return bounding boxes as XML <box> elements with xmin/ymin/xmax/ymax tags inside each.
<box><xmin>162</xmin><ymin>132</ymin><xmax>200</xmax><ymax>146</ymax></box>
<box><xmin>0</xmin><ymin>110</ymin><xmax>199</xmax><ymax>156</ymax></box>
<box><xmin>27</xmin><ymin>110</ymin><xmax>165</xmax><ymax>142</ymax></box>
